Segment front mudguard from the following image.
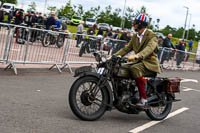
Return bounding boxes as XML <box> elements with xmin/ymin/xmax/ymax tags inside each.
<box><xmin>74</xmin><ymin>72</ymin><xmax>113</xmax><ymax>110</ymax></box>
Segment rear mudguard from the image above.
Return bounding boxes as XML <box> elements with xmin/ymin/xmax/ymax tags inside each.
<box><xmin>74</xmin><ymin>72</ymin><xmax>113</xmax><ymax>110</ymax></box>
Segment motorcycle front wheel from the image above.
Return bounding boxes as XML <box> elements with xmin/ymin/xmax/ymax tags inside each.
<box><xmin>79</xmin><ymin>42</ymin><xmax>85</xmax><ymax>57</ymax></box>
<box><xmin>69</xmin><ymin>76</ymin><xmax>109</xmax><ymax>121</ymax></box>
<box><xmin>145</xmin><ymin>94</ymin><xmax>172</xmax><ymax>120</ymax></box>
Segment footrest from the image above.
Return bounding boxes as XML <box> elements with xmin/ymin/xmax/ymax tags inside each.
<box><xmin>173</xmin><ymin>99</ymin><xmax>181</xmax><ymax>102</ymax></box>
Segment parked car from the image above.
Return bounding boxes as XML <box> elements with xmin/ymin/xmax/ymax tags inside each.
<box><xmin>112</xmin><ymin>26</ymin><xmax>122</xmax><ymax>32</ymax></box>
<box><xmin>59</xmin><ymin>16</ymin><xmax>70</xmax><ymax>24</ymax></box>
<box><xmin>97</xmin><ymin>23</ymin><xmax>109</xmax><ymax>31</ymax></box>
<box><xmin>71</xmin><ymin>16</ymin><xmax>82</xmax><ymax>25</ymax></box>
<box><xmin>1</xmin><ymin>3</ymin><xmax>16</xmax><ymax>13</ymax></box>
<box><xmin>85</xmin><ymin>18</ymin><xmax>96</xmax><ymax>27</ymax></box>
<box><xmin>155</xmin><ymin>32</ymin><xmax>165</xmax><ymax>39</ymax></box>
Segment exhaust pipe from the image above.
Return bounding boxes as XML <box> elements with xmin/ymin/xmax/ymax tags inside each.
<box><xmin>147</xmin><ymin>95</ymin><xmax>158</xmax><ymax>102</ymax></box>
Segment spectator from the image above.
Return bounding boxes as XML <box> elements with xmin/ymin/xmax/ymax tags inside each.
<box><xmin>61</xmin><ymin>20</ymin><xmax>67</xmax><ymax>30</ymax></box>
<box><xmin>32</xmin><ymin>12</ymin><xmax>38</xmax><ymax>24</ymax></box>
<box><xmin>160</xmin><ymin>33</ymin><xmax>175</xmax><ymax>65</ymax></box>
<box><xmin>97</xmin><ymin>27</ymin><xmax>104</xmax><ymax>36</ymax></box>
<box><xmin>158</xmin><ymin>36</ymin><xmax>164</xmax><ymax>47</ymax></box>
<box><xmin>46</xmin><ymin>12</ymin><xmax>56</xmax><ymax>30</ymax></box>
<box><xmin>76</xmin><ymin>21</ymin><xmax>84</xmax><ymax>47</ymax></box>
<box><xmin>87</xmin><ymin>24</ymin><xmax>97</xmax><ymax>35</ymax></box>
<box><xmin>188</xmin><ymin>39</ymin><xmax>193</xmax><ymax>51</ymax></box>
<box><xmin>126</xmin><ymin>31</ymin><xmax>132</xmax><ymax>42</ymax></box>
<box><xmin>0</xmin><ymin>8</ymin><xmax>5</xmax><ymax>25</ymax></box>
<box><xmin>157</xmin><ymin>36</ymin><xmax>164</xmax><ymax>60</ymax></box>
<box><xmin>24</xmin><ymin>11</ymin><xmax>34</xmax><ymax>27</ymax></box>
<box><xmin>106</xmin><ymin>27</ymin><xmax>113</xmax><ymax>37</ymax></box>
<box><xmin>112</xmin><ymin>30</ymin><xmax>119</xmax><ymax>39</ymax></box>
<box><xmin>176</xmin><ymin>40</ymin><xmax>186</xmax><ymax>68</ymax></box>
<box><xmin>55</xmin><ymin>17</ymin><xmax>61</xmax><ymax>29</ymax></box>
<box><xmin>37</xmin><ymin>12</ymin><xmax>44</xmax><ymax>25</ymax></box>
<box><xmin>15</xmin><ymin>9</ymin><xmax>24</xmax><ymax>25</ymax></box>
<box><xmin>7</xmin><ymin>11</ymin><xmax>13</xmax><ymax>24</ymax></box>
<box><xmin>43</xmin><ymin>15</ymin><xmax>47</xmax><ymax>26</ymax></box>
<box><xmin>120</xmin><ymin>32</ymin><xmax>127</xmax><ymax>40</ymax></box>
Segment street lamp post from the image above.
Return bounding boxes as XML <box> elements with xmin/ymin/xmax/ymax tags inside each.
<box><xmin>182</xmin><ymin>6</ymin><xmax>189</xmax><ymax>40</ymax></box>
<box><xmin>121</xmin><ymin>0</ymin><xmax>127</xmax><ymax>29</ymax></box>
<box><xmin>43</xmin><ymin>0</ymin><xmax>47</xmax><ymax>15</ymax></box>
<box><xmin>186</xmin><ymin>14</ymin><xmax>192</xmax><ymax>40</ymax></box>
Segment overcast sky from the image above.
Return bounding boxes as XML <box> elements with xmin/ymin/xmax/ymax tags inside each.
<box><xmin>17</xmin><ymin>0</ymin><xmax>200</xmax><ymax>30</ymax></box>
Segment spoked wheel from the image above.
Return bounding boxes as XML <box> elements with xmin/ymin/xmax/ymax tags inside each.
<box><xmin>16</xmin><ymin>28</ymin><xmax>25</xmax><ymax>44</ymax></box>
<box><xmin>56</xmin><ymin>34</ymin><xmax>65</xmax><ymax>48</ymax></box>
<box><xmin>69</xmin><ymin>76</ymin><xmax>109</xmax><ymax>121</ymax></box>
<box><xmin>162</xmin><ymin>60</ymin><xmax>170</xmax><ymax>69</ymax></box>
<box><xmin>79</xmin><ymin>42</ymin><xmax>85</xmax><ymax>57</ymax></box>
<box><xmin>145</xmin><ymin>94</ymin><xmax>172</xmax><ymax>120</ymax></box>
<box><xmin>42</xmin><ymin>33</ymin><xmax>51</xmax><ymax>47</ymax></box>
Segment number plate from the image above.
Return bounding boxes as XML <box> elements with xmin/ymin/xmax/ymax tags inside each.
<box><xmin>97</xmin><ymin>68</ymin><xmax>104</xmax><ymax>75</ymax></box>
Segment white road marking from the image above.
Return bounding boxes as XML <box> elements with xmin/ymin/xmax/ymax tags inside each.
<box><xmin>182</xmin><ymin>86</ymin><xmax>200</xmax><ymax>92</ymax></box>
<box><xmin>129</xmin><ymin>107</ymin><xmax>189</xmax><ymax>133</ymax></box>
<box><xmin>181</xmin><ymin>78</ymin><xmax>198</xmax><ymax>83</ymax></box>
<box><xmin>37</xmin><ymin>90</ymin><xmax>41</xmax><ymax>92</ymax></box>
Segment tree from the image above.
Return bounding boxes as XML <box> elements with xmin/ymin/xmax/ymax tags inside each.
<box><xmin>97</xmin><ymin>5</ymin><xmax>112</xmax><ymax>24</ymax></box>
<box><xmin>47</xmin><ymin>6</ymin><xmax>57</xmax><ymax>12</ymax></box>
<box><xmin>76</xmin><ymin>4</ymin><xmax>84</xmax><ymax>17</ymax></box>
<box><xmin>28</xmin><ymin>1</ymin><xmax>37</xmax><ymax>11</ymax></box>
<box><xmin>90</xmin><ymin>6</ymin><xmax>101</xmax><ymax>19</ymax></box>
<box><xmin>173</xmin><ymin>27</ymin><xmax>183</xmax><ymax>38</ymax></box>
<box><xmin>124</xmin><ymin>7</ymin><xmax>135</xmax><ymax>28</ymax></box>
<box><xmin>110</xmin><ymin>8</ymin><xmax>122</xmax><ymax>27</ymax></box>
<box><xmin>58</xmin><ymin>0</ymin><xmax>75</xmax><ymax>18</ymax></box>
<box><xmin>160</xmin><ymin>25</ymin><xmax>174</xmax><ymax>36</ymax></box>
<box><xmin>1</xmin><ymin>0</ymin><xmax>17</xmax><ymax>4</ymax></box>
<box><xmin>83</xmin><ymin>10</ymin><xmax>95</xmax><ymax>20</ymax></box>
<box><xmin>187</xmin><ymin>28</ymin><xmax>196</xmax><ymax>40</ymax></box>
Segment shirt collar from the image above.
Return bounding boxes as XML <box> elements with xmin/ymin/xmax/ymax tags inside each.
<box><xmin>137</xmin><ymin>28</ymin><xmax>147</xmax><ymax>38</ymax></box>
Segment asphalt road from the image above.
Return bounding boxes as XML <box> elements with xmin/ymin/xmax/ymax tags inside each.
<box><xmin>0</xmin><ymin>70</ymin><xmax>200</xmax><ymax>133</ymax></box>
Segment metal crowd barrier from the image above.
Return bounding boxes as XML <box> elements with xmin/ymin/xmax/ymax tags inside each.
<box><xmin>1</xmin><ymin>22</ymin><xmax>200</xmax><ymax>74</ymax></box>
<box><xmin>62</xmin><ymin>34</ymin><xmax>128</xmax><ymax>72</ymax></box>
<box><xmin>159</xmin><ymin>47</ymin><xmax>200</xmax><ymax>70</ymax></box>
<box><xmin>0</xmin><ymin>22</ymin><xmax>72</xmax><ymax>74</ymax></box>
<box><xmin>0</xmin><ymin>23</ymin><xmax>11</xmax><ymax>63</ymax></box>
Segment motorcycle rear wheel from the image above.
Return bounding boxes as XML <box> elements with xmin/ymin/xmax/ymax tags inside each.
<box><xmin>69</xmin><ymin>76</ymin><xmax>109</xmax><ymax>121</ymax></box>
<box><xmin>42</xmin><ymin>33</ymin><xmax>51</xmax><ymax>47</ymax></box>
<box><xmin>145</xmin><ymin>94</ymin><xmax>172</xmax><ymax>120</ymax></box>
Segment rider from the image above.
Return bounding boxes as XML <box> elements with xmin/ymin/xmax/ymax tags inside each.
<box><xmin>114</xmin><ymin>13</ymin><xmax>161</xmax><ymax>107</ymax></box>
<box><xmin>87</xmin><ymin>24</ymin><xmax>97</xmax><ymax>35</ymax></box>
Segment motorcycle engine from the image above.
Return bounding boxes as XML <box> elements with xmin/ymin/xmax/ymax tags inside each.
<box><xmin>114</xmin><ymin>79</ymin><xmax>141</xmax><ymax>114</ymax></box>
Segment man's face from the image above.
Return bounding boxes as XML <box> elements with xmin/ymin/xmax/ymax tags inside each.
<box><xmin>168</xmin><ymin>34</ymin><xmax>172</xmax><ymax>39</ymax></box>
<box><xmin>132</xmin><ymin>22</ymin><xmax>139</xmax><ymax>32</ymax></box>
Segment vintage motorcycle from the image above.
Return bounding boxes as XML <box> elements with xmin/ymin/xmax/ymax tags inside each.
<box><xmin>42</xmin><ymin>25</ymin><xmax>66</xmax><ymax>48</ymax></box>
<box><xmin>69</xmin><ymin>52</ymin><xmax>181</xmax><ymax>121</ymax></box>
<box><xmin>79</xmin><ymin>35</ymin><xmax>100</xmax><ymax>57</ymax></box>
